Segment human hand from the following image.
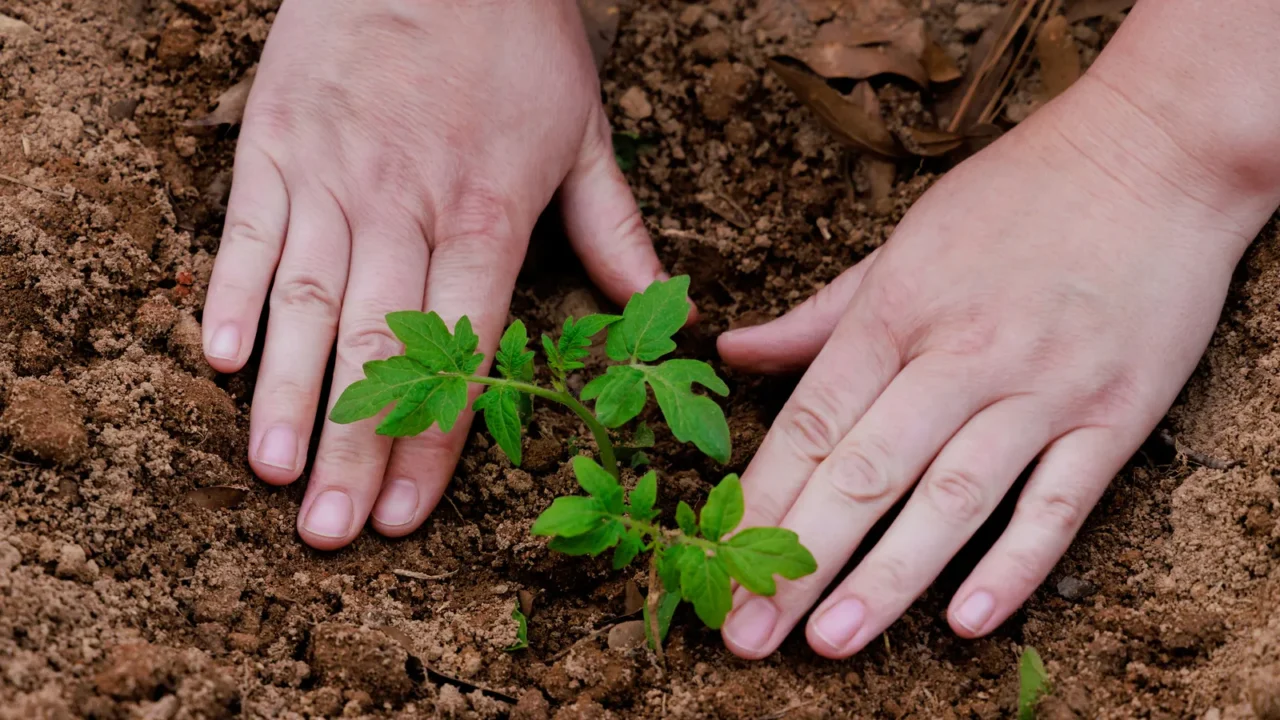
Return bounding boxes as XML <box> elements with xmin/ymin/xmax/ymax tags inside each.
<box><xmin>201</xmin><ymin>0</ymin><xmax>667</xmax><ymax>549</ymax></box>
<box><xmin>714</xmin><ymin>75</ymin><xmax>1278</xmax><ymax>659</ymax></box>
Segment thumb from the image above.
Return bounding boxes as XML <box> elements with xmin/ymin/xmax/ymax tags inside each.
<box><xmin>561</xmin><ymin>110</ymin><xmax>675</xmax><ymax>310</ymax></box>
<box><xmin>717</xmin><ymin>248</ymin><xmax>881</xmax><ymax>374</ymax></box>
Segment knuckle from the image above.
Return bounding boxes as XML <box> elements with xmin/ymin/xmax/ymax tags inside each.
<box><xmin>222</xmin><ymin>215</ymin><xmax>280</xmax><ymax>252</ymax></box>
<box><xmin>1002</xmin><ymin>548</ymin><xmax>1048</xmax><ymax>589</ymax></box>
<box><xmin>782</xmin><ymin>383</ymin><xmax>849</xmax><ymax>462</ymax></box>
<box><xmin>823</xmin><ymin>435</ymin><xmax>895</xmax><ymax>505</ymax></box>
<box><xmin>1022</xmin><ymin>491</ymin><xmax>1086</xmax><ymax>532</ymax></box>
<box><xmin>921</xmin><ymin>468</ymin><xmax>987</xmax><ymax>524</ymax></box>
<box><xmin>337</xmin><ymin>320</ymin><xmax>402</xmax><ymax>362</ymax></box>
<box><xmin>317</xmin><ymin>435</ymin><xmax>383</xmax><ymax>474</ymax></box>
<box><xmin>270</xmin><ymin>272</ymin><xmax>342</xmax><ymax>320</ymax></box>
<box><xmin>863</xmin><ymin>555</ymin><xmax>914</xmax><ymax>599</ymax></box>
<box><xmin>434</xmin><ymin>184</ymin><xmax>515</xmax><ymax>251</ymax></box>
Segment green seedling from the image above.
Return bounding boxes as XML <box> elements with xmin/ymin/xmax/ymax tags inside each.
<box><xmin>1018</xmin><ymin>646</ymin><xmax>1050</xmax><ymax>719</ymax></box>
<box><xmin>505</xmin><ymin>601</ymin><xmax>529</xmax><ymax>652</ymax></box>
<box><xmin>330</xmin><ymin>276</ymin><xmax>816</xmax><ymax>656</ymax></box>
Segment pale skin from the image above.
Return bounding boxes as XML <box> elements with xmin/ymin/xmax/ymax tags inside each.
<box><xmin>203</xmin><ymin>0</ymin><xmax>1280</xmax><ymax>660</ymax></box>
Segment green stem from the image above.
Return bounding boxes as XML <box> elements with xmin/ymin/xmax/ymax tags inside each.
<box><xmin>621</xmin><ymin>516</ymin><xmax>716</xmax><ymax>552</ymax></box>
<box><xmin>448</xmin><ymin>374</ymin><xmax>620</xmax><ymax>479</ymax></box>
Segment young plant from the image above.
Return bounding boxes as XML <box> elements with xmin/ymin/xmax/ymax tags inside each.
<box><xmin>1018</xmin><ymin>646</ymin><xmax>1050</xmax><ymax>720</ymax></box>
<box><xmin>329</xmin><ymin>275</ymin><xmax>816</xmax><ymax>653</ymax></box>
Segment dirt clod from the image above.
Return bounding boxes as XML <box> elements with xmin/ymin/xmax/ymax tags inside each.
<box><xmin>309</xmin><ymin>623</ymin><xmax>415</xmax><ymax>700</ymax></box>
<box><xmin>0</xmin><ymin>378</ymin><xmax>88</xmax><ymax>465</ymax></box>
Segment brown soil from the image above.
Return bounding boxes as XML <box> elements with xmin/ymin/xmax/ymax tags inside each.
<box><xmin>1</xmin><ymin>0</ymin><xmax>1278</xmax><ymax>718</ymax></box>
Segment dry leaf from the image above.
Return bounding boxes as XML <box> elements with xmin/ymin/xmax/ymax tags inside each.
<box><xmin>922</xmin><ymin>41</ymin><xmax>962</xmax><ymax>83</ymax></box>
<box><xmin>186</xmin><ymin>67</ymin><xmax>256</xmax><ymax>127</ymax></box>
<box><xmin>794</xmin><ymin>43</ymin><xmax>928</xmax><ymax>86</ymax></box>
<box><xmin>1036</xmin><ymin>15</ymin><xmax>1080</xmax><ymax>101</ymax></box>
<box><xmin>850</xmin><ymin>81</ymin><xmax>895</xmax><ymax>214</ymax></box>
<box><xmin>1064</xmin><ymin>0</ymin><xmax>1135</xmax><ymax>23</ymax></box>
<box><xmin>606</xmin><ymin>620</ymin><xmax>648</xmax><ymax>651</ymax></box>
<box><xmin>623</xmin><ymin>580</ymin><xmax>644</xmax><ymax>616</ymax></box>
<box><xmin>766</xmin><ymin>57</ymin><xmax>902</xmax><ymax>158</ymax></box>
<box><xmin>894</xmin><ymin>126</ymin><xmax>966</xmax><ymax>156</ymax></box>
<box><xmin>578</xmin><ymin>0</ymin><xmax>620</xmax><ymax>71</ymax></box>
<box><xmin>183</xmin><ymin>486</ymin><xmax>248</xmax><ymax>510</ymax></box>
<box><xmin>812</xmin><ymin>19</ymin><xmax>895</xmax><ymax>47</ymax></box>
<box><xmin>518</xmin><ymin>589</ymin><xmax>535</xmax><ymax>617</ymax></box>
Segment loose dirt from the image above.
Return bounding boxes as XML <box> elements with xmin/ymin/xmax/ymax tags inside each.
<box><xmin>1</xmin><ymin>0</ymin><xmax>1277</xmax><ymax>717</ymax></box>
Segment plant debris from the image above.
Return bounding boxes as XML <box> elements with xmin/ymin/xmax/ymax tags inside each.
<box><xmin>1064</xmin><ymin>0</ymin><xmax>1136</xmax><ymax>23</ymax></box>
<box><xmin>186</xmin><ymin>67</ymin><xmax>256</xmax><ymax>127</ymax></box>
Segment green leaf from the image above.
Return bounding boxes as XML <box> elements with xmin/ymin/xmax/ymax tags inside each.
<box><xmin>606</xmin><ymin>276</ymin><xmax>692</xmax><ymax>362</ymax></box>
<box><xmin>505</xmin><ymin>601</ymin><xmax>529</xmax><ymax>652</ymax></box>
<box><xmin>627</xmin><ymin>471</ymin><xmax>658</xmax><ymax>521</ymax></box>
<box><xmin>643</xmin><ymin>590</ymin><xmax>682</xmax><ymax>649</ymax></box>
<box><xmin>386</xmin><ymin>311</ymin><xmax>482</xmax><ymax>373</ymax></box>
<box><xmin>548</xmin><ymin>313</ymin><xmax>621</xmax><ymax>375</ymax></box>
<box><xmin>540</xmin><ymin>333</ymin><xmax>561</xmax><ymax>372</ymax></box>
<box><xmin>547</xmin><ymin>520</ymin><xmax>624</xmax><ymax>556</ymax></box>
<box><xmin>496</xmin><ymin>320</ymin><xmax>535</xmax><ymax>381</ymax></box>
<box><xmin>632</xmin><ymin>423</ymin><xmax>655</xmax><ymax>448</ymax></box>
<box><xmin>376</xmin><ymin>376</ymin><xmax>468</xmax><ymax>436</ymax></box>
<box><xmin>700</xmin><ymin>474</ymin><xmax>744</xmax><ymax>542</ymax></box>
<box><xmin>658</xmin><ymin>543</ymin><xmax>691</xmax><ymax>593</ymax></box>
<box><xmin>612</xmin><ymin>529</ymin><xmax>644</xmax><ymax>569</ymax></box>
<box><xmin>676</xmin><ymin>501</ymin><xmax>697</xmax><ymax>536</ymax></box>
<box><xmin>719</xmin><ymin>527</ymin><xmax>817</xmax><ymax>596</ymax></box>
<box><xmin>530</xmin><ymin>496</ymin><xmax>610</xmax><ymax>538</ymax></box>
<box><xmin>581</xmin><ymin>365</ymin><xmax>647</xmax><ymax>428</ymax></box>
<box><xmin>330</xmin><ymin>356</ymin><xmax>433</xmax><ymax>424</ymax></box>
<box><xmin>639</xmin><ymin>360</ymin><xmax>731</xmax><ymax>463</ymax></box>
<box><xmin>628</xmin><ymin>451</ymin><xmax>651</xmax><ymax>469</ymax></box>
<box><xmin>1019</xmin><ymin>647</ymin><xmax>1050</xmax><ymax>720</ymax></box>
<box><xmin>678</xmin><ymin>549</ymin><xmax>733</xmax><ymax>628</ymax></box>
<box><xmin>473</xmin><ymin>387</ymin><xmax>523</xmax><ymax>465</ymax></box>
<box><xmin>571</xmin><ymin>455</ymin><xmax>624</xmax><ymax>515</ymax></box>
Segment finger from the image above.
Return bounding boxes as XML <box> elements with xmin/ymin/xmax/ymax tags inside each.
<box><xmin>733</xmin><ymin>300</ymin><xmax>901</xmax><ymax>535</ymax></box>
<box><xmin>370</xmin><ymin>196</ymin><xmax>526</xmax><ymax>537</ymax></box>
<box><xmin>247</xmin><ymin>188</ymin><xmax>350</xmax><ymax>486</ymax></box>
<box><xmin>296</xmin><ymin>216</ymin><xmax>429</xmax><ymax>549</ymax></box>
<box><xmin>203</xmin><ymin>142</ymin><xmax>290</xmax><ymax>371</ymax></box>
<box><xmin>722</xmin><ymin>357</ymin><xmax>990</xmax><ymax>659</ymax></box>
<box><xmin>946</xmin><ymin>425</ymin><xmax>1134</xmax><ymax>638</ymax></box>
<box><xmin>718</xmin><ymin>247</ymin><xmax>881</xmax><ymax>374</ymax></box>
<box><xmin>560</xmin><ymin>111</ymin><xmax>673</xmax><ymax>309</ymax></box>
<box><xmin>805</xmin><ymin>396</ymin><xmax>1052</xmax><ymax>658</ymax></box>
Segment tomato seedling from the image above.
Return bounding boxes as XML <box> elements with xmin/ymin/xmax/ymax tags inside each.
<box><xmin>330</xmin><ymin>276</ymin><xmax>816</xmax><ymax>656</ymax></box>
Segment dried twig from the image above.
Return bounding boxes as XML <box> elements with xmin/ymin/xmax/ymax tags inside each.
<box><xmin>758</xmin><ymin>700</ymin><xmax>816</xmax><ymax>720</ymax></box>
<box><xmin>392</xmin><ymin>568</ymin><xmax>457</xmax><ymax>581</ymax></box>
<box><xmin>979</xmin><ymin>0</ymin><xmax>1055</xmax><ymax>124</ymax></box>
<box><xmin>0</xmin><ymin>173</ymin><xmax>73</xmax><ymax>201</ymax></box>
<box><xmin>947</xmin><ymin>0</ymin><xmax>1039</xmax><ymax>131</ymax></box>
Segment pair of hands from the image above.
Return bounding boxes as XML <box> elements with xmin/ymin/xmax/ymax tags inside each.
<box><xmin>202</xmin><ymin>0</ymin><xmax>1263</xmax><ymax>660</ymax></box>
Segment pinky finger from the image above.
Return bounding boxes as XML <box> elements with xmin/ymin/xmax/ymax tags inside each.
<box><xmin>946</xmin><ymin>425</ymin><xmax>1136</xmax><ymax>638</ymax></box>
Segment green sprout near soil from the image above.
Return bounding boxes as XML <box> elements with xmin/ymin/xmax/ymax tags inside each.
<box><xmin>1018</xmin><ymin>646</ymin><xmax>1050</xmax><ymax>719</ymax></box>
<box><xmin>330</xmin><ymin>276</ymin><xmax>816</xmax><ymax>657</ymax></box>
<box><xmin>505</xmin><ymin>602</ymin><xmax>529</xmax><ymax>652</ymax></box>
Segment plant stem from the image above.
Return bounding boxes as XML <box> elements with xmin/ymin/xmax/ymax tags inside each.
<box><xmin>449</xmin><ymin>374</ymin><xmax>620</xmax><ymax>479</ymax></box>
<box><xmin>646</xmin><ymin>558</ymin><xmax>666</xmax><ymax>665</ymax></box>
<box><xmin>621</xmin><ymin>516</ymin><xmax>716</xmax><ymax>552</ymax></box>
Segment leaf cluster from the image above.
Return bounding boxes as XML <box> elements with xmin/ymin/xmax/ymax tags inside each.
<box><xmin>531</xmin><ymin>457</ymin><xmax>816</xmax><ymax>636</ymax></box>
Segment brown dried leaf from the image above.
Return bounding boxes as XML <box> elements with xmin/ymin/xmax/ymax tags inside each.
<box><xmin>183</xmin><ymin>486</ymin><xmax>248</xmax><ymax>510</ymax></box>
<box><xmin>794</xmin><ymin>43</ymin><xmax>928</xmax><ymax>86</ymax></box>
<box><xmin>186</xmin><ymin>67</ymin><xmax>256</xmax><ymax>128</ymax></box>
<box><xmin>623</xmin><ymin>580</ymin><xmax>645</xmax><ymax>616</ymax></box>
<box><xmin>922</xmin><ymin>41</ymin><xmax>962</xmax><ymax>83</ymax></box>
<box><xmin>766</xmin><ymin>57</ymin><xmax>902</xmax><ymax>158</ymax></box>
<box><xmin>577</xmin><ymin>0</ymin><xmax>619</xmax><ymax>72</ymax></box>
<box><xmin>1064</xmin><ymin>0</ymin><xmax>1135</xmax><ymax>23</ymax></box>
<box><xmin>813</xmin><ymin>19</ymin><xmax>895</xmax><ymax>47</ymax></box>
<box><xmin>1036</xmin><ymin>15</ymin><xmax>1080</xmax><ymax>101</ymax></box>
<box><xmin>518</xmin><ymin>588</ymin><xmax>535</xmax><ymax>617</ymax></box>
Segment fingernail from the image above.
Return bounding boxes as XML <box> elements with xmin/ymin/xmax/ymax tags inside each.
<box><xmin>303</xmin><ymin>490</ymin><xmax>354</xmax><ymax>538</ymax></box>
<box><xmin>722</xmin><ymin>597</ymin><xmax>778</xmax><ymax>653</ymax></box>
<box><xmin>954</xmin><ymin>591</ymin><xmax>995</xmax><ymax>633</ymax></box>
<box><xmin>206</xmin><ymin>324</ymin><xmax>240</xmax><ymax>361</ymax></box>
<box><xmin>372</xmin><ymin>479</ymin><xmax>419</xmax><ymax>527</ymax></box>
<box><xmin>256</xmin><ymin>425</ymin><xmax>297</xmax><ymax>471</ymax></box>
<box><xmin>812</xmin><ymin>598</ymin><xmax>866</xmax><ymax>650</ymax></box>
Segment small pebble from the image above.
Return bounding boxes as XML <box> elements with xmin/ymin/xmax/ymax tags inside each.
<box><xmin>1055</xmin><ymin>576</ymin><xmax>1097</xmax><ymax>601</ymax></box>
<box><xmin>619</xmin><ymin>86</ymin><xmax>653</xmax><ymax>120</ymax></box>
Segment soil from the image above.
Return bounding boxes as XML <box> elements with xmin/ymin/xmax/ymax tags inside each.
<box><xmin>1</xmin><ymin>0</ymin><xmax>1278</xmax><ymax>718</ymax></box>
